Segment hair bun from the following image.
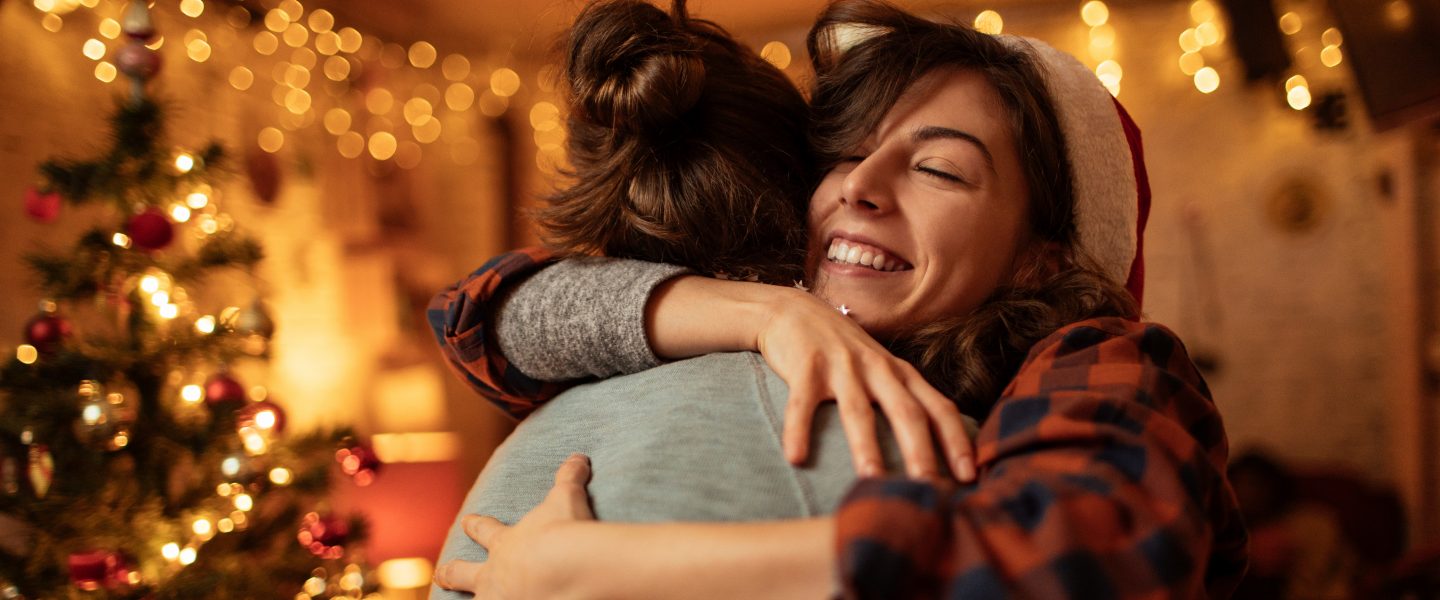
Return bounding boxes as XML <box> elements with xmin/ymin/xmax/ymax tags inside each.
<box><xmin>567</xmin><ymin>0</ymin><xmax>706</xmax><ymax>133</ymax></box>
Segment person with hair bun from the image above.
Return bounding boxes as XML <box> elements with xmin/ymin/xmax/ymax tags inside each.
<box><xmin>429</xmin><ymin>1</ymin><xmax>1247</xmax><ymax>598</ymax></box>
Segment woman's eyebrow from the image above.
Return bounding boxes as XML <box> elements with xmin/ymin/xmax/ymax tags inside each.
<box><xmin>911</xmin><ymin>125</ymin><xmax>996</xmax><ymax>174</ymax></box>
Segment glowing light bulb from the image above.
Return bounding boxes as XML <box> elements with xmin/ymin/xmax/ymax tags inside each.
<box><xmin>162</xmin><ymin>543</ymin><xmax>180</xmax><ymax>560</ymax></box>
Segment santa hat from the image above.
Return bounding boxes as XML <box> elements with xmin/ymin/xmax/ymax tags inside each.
<box><xmin>997</xmin><ymin>36</ymin><xmax>1151</xmax><ymax>310</ymax></box>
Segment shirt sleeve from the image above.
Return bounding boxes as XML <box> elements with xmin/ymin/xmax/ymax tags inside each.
<box><xmin>426</xmin><ymin>247</ymin><xmax>571</xmax><ymax>420</ymax></box>
<box><xmin>834</xmin><ymin>317</ymin><xmax>1249</xmax><ymax>599</ymax></box>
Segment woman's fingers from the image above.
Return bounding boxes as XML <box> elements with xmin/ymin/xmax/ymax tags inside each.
<box><xmin>434</xmin><ymin>559</ymin><xmax>488</xmax><ymax>592</ymax></box>
<box><xmin>834</xmin><ymin>381</ymin><xmax>884</xmax><ymax>477</ymax></box>
<box><xmin>781</xmin><ymin>372</ymin><xmax>821</xmax><ymax>465</ymax></box>
<box><xmin>555</xmin><ymin>453</ymin><xmax>592</xmax><ymax>487</ymax></box>
<box><xmin>909</xmin><ymin>378</ymin><xmax>976</xmax><ymax>482</ymax></box>
<box><xmin>463</xmin><ymin>514</ymin><xmax>508</xmax><ymax>548</ymax></box>
<box><xmin>868</xmin><ymin>369</ymin><xmax>940</xmax><ymax>479</ymax></box>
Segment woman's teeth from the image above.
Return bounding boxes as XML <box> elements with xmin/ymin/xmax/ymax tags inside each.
<box><xmin>826</xmin><ymin>239</ymin><xmax>908</xmax><ymax>272</ymax></box>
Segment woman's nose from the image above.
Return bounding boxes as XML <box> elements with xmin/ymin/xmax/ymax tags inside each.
<box><xmin>839</xmin><ymin>160</ymin><xmax>895</xmax><ymax>214</ymax></box>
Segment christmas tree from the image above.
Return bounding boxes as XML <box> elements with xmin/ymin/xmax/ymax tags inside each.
<box><xmin>0</xmin><ymin>3</ymin><xmax>379</xmax><ymax>598</ymax></box>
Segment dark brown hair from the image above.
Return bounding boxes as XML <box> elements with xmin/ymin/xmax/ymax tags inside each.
<box><xmin>540</xmin><ymin>0</ymin><xmax>813</xmax><ymax>284</ymax></box>
<box><xmin>807</xmin><ymin>0</ymin><xmax>1138</xmax><ymax>418</ymax></box>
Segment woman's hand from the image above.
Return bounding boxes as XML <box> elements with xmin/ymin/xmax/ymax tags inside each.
<box><xmin>644</xmin><ymin>276</ymin><xmax>974</xmax><ymax>482</ymax></box>
<box><xmin>756</xmin><ymin>287</ymin><xmax>976</xmax><ymax>482</ymax></box>
<box><xmin>433</xmin><ymin>453</ymin><xmax>596</xmax><ymax>599</ymax></box>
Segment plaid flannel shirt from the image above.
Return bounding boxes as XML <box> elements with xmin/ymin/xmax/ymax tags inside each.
<box><xmin>427</xmin><ymin>253</ymin><xmax>1248</xmax><ymax>598</ymax></box>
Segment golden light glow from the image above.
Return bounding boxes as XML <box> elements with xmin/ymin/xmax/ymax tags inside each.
<box><xmin>193</xmin><ymin>518</ymin><xmax>213</xmax><ymax>536</ymax></box>
<box><xmin>1195</xmin><ymin>21</ymin><xmax>1221</xmax><ymax>46</ymax></box>
<box><xmin>1194</xmin><ymin>66</ymin><xmax>1220</xmax><ymax>93</ymax></box>
<box><xmin>147</xmin><ymin>36</ymin><xmax>165</xmax><ymax>51</ymax></box>
<box><xmin>170</xmin><ymin>204</ymin><xmax>192</xmax><ymax>223</ymax></box>
<box><xmin>396</xmin><ymin>141</ymin><xmax>423</xmax><ymax>169</ymax></box>
<box><xmin>186</xmin><ymin>191</ymin><xmax>209</xmax><ymax>209</ymax></box>
<box><xmin>413</xmin><ymin>116</ymin><xmax>442</xmax><ymax>143</ymax></box>
<box><xmin>372</xmin><ymin>432</ymin><xmax>462</xmax><ymax>463</ymax></box>
<box><xmin>1321</xmin><ymin>45</ymin><xmax>1343</xmax><ymax>67</ymax></box>
<box><xmin>42</xmin><ymin>13</ymin><xmax>63</xmax><ymax>32</ymax></box>
<box><xmin>241</xmin><ymin>427</ymin><xmax>268</xmax><ymax>454</ymax></box>
<box><xmin>338</xmin><ymin>132</ymin><xmax>365</xmax><ymax>158</ymax></box>
<box><xmin>151</xmin><ymin>290</ymin><xmax>170</xmax><ymax>307</ymax></box>
<box><xmin>269</xmin><ymin>467</ymin><xmax>293</xmax><ymax>486</ymax></box>
<box><xmin>254</xmin><ymin>31</ymin><xmax>279</xmax><ymax>55</ymax></box>
<box><xmin>1080</xmin><ymin>1</ymin><xmax>1108</xmax><ymax>27</ymax></box>
<box><xmin>1321</xmin><ymin>27</ymin><xmax>1342</xmax><ymax>47</ymax></box>
<box><xmin>217</xmin><ymin>483</ymin><xmax>232</xmax><ymax>496</ymax></box>
<box><xmin>112</xmin><ymin>433</ymin><xmax>128</xmax><ymax>448</ymax></box>
<box><xmin>175</xmin><ymin>153</ymin><xmax>196</xmax><ymax>173</ymax></box>
<box><xmin>231</xmin><ymin>511</ymin><xmax>247</xmax><ymax>526</ymax></box>
<box><xmin>229</xmin><ymin>66</ymin><xmax>254</xmax><ymax>91</ymax></box>
<box><xmin>1386</xmin><ymin>0</ymin><xmax>1414</xmax><ymax>30</ymax></box>
<box><xmin>178</xmin><ymin>547</ymin><xmax>196</xmax><ymax>565</ymax></box>
<box><xmin>234</xmin><ymin>493</ymin><xmax>254</xmax><ymax>511</ymax></box>
<box><xmin>285</xmin><ymin>88</ymin><xmax>313</xmax><ymax>114</ymax></box>
<box><xmin>180</xmin><ymin>0</ymin><xmax>204</xmax><ymax>18</ymax></box>
<box><xmin>217</xmin><ymin>518</ymin><xmax>235</xmax><ymax>533</ymax></box>
<box><xmin>1284</xmin><ymin>74</ymin><xmax>1308</xmax><ymax>92</ymax></box>
<box><xmin>264</xmin><ymin>8</ymin><xmax>290</xmax><ymax>32</ymax></box>
<box><xmin>112</xmin><ymin>232</ymin><xmax>132</xmax><ymax>248</ymax></box>
<box><xmin>94</xmin><ymin>61</ymin><xmax>116</xmax><ymax>83</ymax></box>
<box><xmin>529</xmin><ymin>101</ymin><xmax>560</xmax><ymax>131</ymax></box>
<box><xmin>159</xmin><ymin>304</ymin><xmax>179</xmax><ymax>320</ymax></box>
<box><xmin>99</xmin><ymin>18</ymin><xmax>120</xmax><ymax>39</ymax></box>
<box><xmin>478</xmin><ymin>91</ymin><xmax>509</xmax><ymax>117</ymax></box>
<box><xmin>17</xmin><ymin>345</ymin><xmax>38</xmax><ymax>365</ymax></box>
<box><xmin>403</xmin><ymin>97</ymin><xmax>433</xmax><ymax>125</ymax></box>
<box><xmin>1279</xmin><ymin>12</ymin><xmax>1302</xmax><ymax>35</ymax></box>
<box><xmin>139</xmin><ymin>275</ymin><xmax>160</xmax><ymax>294</ymax></box>
<box><xmin>324</xmin><ymin>108</ymin><xmax>351</xmax><ymax>134</ymax></box>
<box><xmin>1287</xmin><ymin>85</ymin><xmax>1312</xmax><ymax>110</ymax></box>
<box><xmin>760</xmin><ymin>41</ymin><xmax>791</xmax><ymax>70</ymax></box>
<box><xmin>366</xmin><ymin>88</ymin><xmax>395</xmax><ymax>114</ymax></box>
<box><xmin>181</xmin><ymin>384</ymin><xmax>203</xmax><ymax>403</ymax></box>
<box><xmin>442</xmin><ymin>54</ymin><xmax>471</xmax><ymax>80</ymax></box>
<box><xmin>490</xmin><ymin>68</ymin><xmax>521</xmax><ymax>97</ymax></box>
<box><xmin>83</xmin><ymin>38</ymin><xmax>105</xmax><ymax>60</ymax></box>
<box><xmin>1089</xmin><ymin>23</ymin><xmax>1116</xmax><ymax>49</ymax></box>
<box><xmin>337</xmin><ymin>27</ymin><xmax>362</xmax><ymax>53</ymax></box>
<box><xmin>308</xmin><ymin>9</ymin><xmax>335</xmax><ymax>33</ymax></box>
<box><xmin>973</xmin><ymin>10</ymin><xmax>1003</xmax><ymax>35</ymax></box>
<box><xmin>186</xmin><ymin>39</ymin><xmax>212</xmax><ymax>63</ymax></box>
<box><xmin>368</xmin><ymin>132</ymin><xmax>398</xmax><ymax>160</ymax></box>
<box><xmin>324</xmin><ymin>55</ymin><xmax>351</xmax><ymax>81</ymax></box>
<box><xmin>315</xmin><ymin>30</ymin><xmax>341</xmax><ymax>55</ymax></box>
<box><xmin>283</xmin><ymin>23</ymin><xmax>309</xmax><ymax>47</ymax></box>
<box><xmin>161</xmin><ymin>543</ymin><xmax>180</xmax><ymax>561</ymax></box>
<box><xmin>409</xmin><ymin>41</ymin><xmax>437</xmax><ymax>68</ymax></box>
<box><xmin>195</xmin><ymin>315</ymin><xmax>216</xmax><ymax>334</ymax></box>
<box><xmin>377</xmin><ymin>558</ymin><xmax>434</xmax><ymax>590</ymax></box>
<box><xmin>278</xmin><ymin>0</ymin><xmax>303</xmax><ymax>20</ymax></box>
<box><xmin>292</xmin><ymin>48</ymin><xmax>318</xmax><ymax>70</ymax></box>
<box><xmin>1179</xmin><ymin>51</ymin><xmax>1204</xmax><ymax>75</ymax></box>
<box><xmin>1096</xmin><ymin>60</ymin><xmax>1123</xmax><ymax>96</ymax></box>
<box><xmin>1189</xmin><ymin>0</ymin><xmax>1217</xmax><ymax>23</ymax></box>
<box><xmin>258</xmin><ymin>127</ymin><xmax>285</xmax><ymax>153</ymax></box>
<box><xmin>446</xmin><ymin>83</ymin><xmax>475</xmax><ymax>111</ymax></box>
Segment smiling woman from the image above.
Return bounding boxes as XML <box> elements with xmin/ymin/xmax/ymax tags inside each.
<box><xmin>427</xmin><ymin>0</ymin><xmax>1245</xmax><ymax>597</ymax></box>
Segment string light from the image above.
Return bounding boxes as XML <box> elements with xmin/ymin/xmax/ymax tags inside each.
<box><xmin>182</xmin><ymin>384</ymin><xmax>203</xmax><ymax>403</ymax></box>
<box><xmin>82</xmin><ymin>38</ymin><xmax>105</xmax><ymax>60</ymax></box>
<box><xmin>94</xmin><ymin>61</ymin><xmax>117</xmax><ymax>83</ymax></box>
<box><xmin>17</xmin><ymin>345</ymin><xmax>38</xmax><ymax>365</ymax></box>
<box><xmin>234</xmin><ymin>493</ymin><xmax>254</xmax><ymax>512</ymax></box>
<box><xmin>111</xmin><ymin>233</ymin><xmax>132</xmax><ymax>248</ymax></box>
<box><xmin>1279</xmin><ymin>12</ymin><xmax>1302</xmax><ymax>35</ymax></box>
<box><xmin>195</xmin><ymin>315</ymin><xmax>216</xmax><ymax>334</ymax></box>
<box><xmin>178</xmin><ymin>547</ymin><xmax>197</xmax><ymax>565</ymax></box>
<box><xmin>442</xmin><ymin>54</ymin><xmax>471</xmax><ymax>80</ymax></box>
<box><xmin>1194</xmin><ymin>66</ymin><xmax>1220</xmax><ymax>93</ymax></box>
<box><xmin>973</xmin><ymin>10</ymin><xmax>1003</xmax><ymax>35</ymax></box>
<box><xmin>258</xmin><ymin>127</ymin><xmax>285</xmax><ymax>153</ymax></box>
<box><xmin>175</xmin><ymin>153</ymin><xmax>196</xmax><ymax>173</ymax></box>
<box><xmin>368</xmin><ymin>131</ymin><xmax>398</xmax><ymax>160</ymax></box>
<box><xmin>161</xmin><ymin>543</ymin><xmax>180</xmax><ymax>561</ymax></box>
<box><xmin>1081</xmin><ymin>1</ymin><xmax>1109</xmax><ymax>27</ymax></box>
<box><xmin>760</xmin><ymin>41</ymin><xmax>791</xmax><ymax>70</ymax></box>
<box><xmin>98</xmin><ymin>18</ymin><xmax>120</xmax><ymax>39</ymax></box>
<box><xmin>1285</xmin><ymin>75</ymin><xmax>1312</xmax><ymax>109</ymax></box>
<box><xmin>490</xmin><ymin>68</ymin><xmax>521</xmax><ymax>97</ymax></box>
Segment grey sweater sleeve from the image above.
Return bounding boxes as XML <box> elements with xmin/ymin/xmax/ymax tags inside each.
<box><xmin>494</xmin><ymin>257</ymin><xmax>692</xmax><ymax>381</ymax></box>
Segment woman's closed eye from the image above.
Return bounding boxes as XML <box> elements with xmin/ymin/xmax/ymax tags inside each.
<box><xmin>915</xmin><ymin>160</ymin><xmax>970</xmax><ymax>185</ymax></box>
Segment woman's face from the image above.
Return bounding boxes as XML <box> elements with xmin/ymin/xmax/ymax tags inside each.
<box><xmin>808</xmin><ymin>67</ymin><xmax>1034</xmax><ymax>338</ymax></box>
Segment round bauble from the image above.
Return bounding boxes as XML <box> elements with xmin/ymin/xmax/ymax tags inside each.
<box><xmin>125</xmin><ymin>209</ymin><xmax>173</xmax><ymax>250</ymax></box>
<box><xmin>203</xmin><ymin>373</ymin><xmax>245</xmax><ymax>407</ymax></box>
<box><xmin>24</xmin><ymin>187</ymin><xmax>60</xmax><ymax>222</ymax></box>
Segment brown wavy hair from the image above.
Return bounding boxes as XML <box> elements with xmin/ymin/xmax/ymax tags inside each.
<box><xmin>540</xmin><ymin>0</ymin><xmax>812</xmax><ymax>284</ymax></box>
<box><xmin>807</xmin><ymin>0</ymin><xmax>1139</xmax><ymax>419</ymax></box>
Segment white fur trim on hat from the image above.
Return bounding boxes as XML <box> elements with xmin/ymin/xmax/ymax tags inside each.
<box><xmin>997</xmin><ymin>36</ymin><xmax>1140</xmax><ymax>290</ymax></box>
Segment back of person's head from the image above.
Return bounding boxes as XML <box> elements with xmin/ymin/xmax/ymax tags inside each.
<box><xmin>804</xmin><ymin>0</ymin><xmax>1145</xmax><ymax>417</ymax></box>
<box><xmin>542</xmin><ymin>0</ymin><xmax>812</xmax><ymax>283</ymax></box>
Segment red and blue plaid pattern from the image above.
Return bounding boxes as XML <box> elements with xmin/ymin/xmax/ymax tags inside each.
<box><xmin>426</xmin><ymin>247</ymin><xmax>568</xmax><ymax>420</ymax></box>
<box><xmin>836</xmin><ymin>318</ymin><xmax>1248</xmax><ymax>599</ymax></box>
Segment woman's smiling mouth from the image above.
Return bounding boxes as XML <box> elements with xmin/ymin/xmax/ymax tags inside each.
<box><xmin>825</xmin><ymin>236</ymin><xmax>914</xmax><ymax>272</ymax></box>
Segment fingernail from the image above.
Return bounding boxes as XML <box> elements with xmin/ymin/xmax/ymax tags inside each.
<box><xmin>863</xmin><ymin>461</ymin><xmax>883</xmax><ymax>477</ymax></box>
<box><xmin>433</xmin><ymin>563</ymin><xmax>448</xmax><ymax>587</ymax></box>
<box><xmin>956</xmin><ymin>459</ymin><xmax>976</xmax><ymax>483</ymax></box>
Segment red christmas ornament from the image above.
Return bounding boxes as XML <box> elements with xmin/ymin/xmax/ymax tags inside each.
<box><xmin>125</xmin><ymin>209</ymin><xmax>173</xmax><ymax>250</ymax></box>
<box><xmin>67</xmin><ymin>550</ymin><xmax>115</xmax><ymax>591</ymax></box>
<box><xmin>297</xmin><ymin>512</ymin><xmax>349</xmax><ymax>559</ymax></box>
<box><xmin>203</xmin><ymin>373</ymin><xmax>246</xmax><ymax>407</ymax></box>
<box><xmin>335</xmin><ymin>440</ymin><xmax>381</xmax><ymax>486</ymax></box>
<box><xmin>238</xmin><ymin>399</ymin><xmax>286</xmax><ymax>435</ymax></box>
<box><xmin>24</xmin><ymin>187</ymin><xmax>61</xmax><ymax>222</ymax></box>
<box><xmin>25</xmin><ymin>312</ymin><xmax>72</xmax><ymax>354</ymax></box>
<box><xmin>115</xmin><ymin>43</ymin><xmax>162</xmax><ymax>81</ymax></box>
